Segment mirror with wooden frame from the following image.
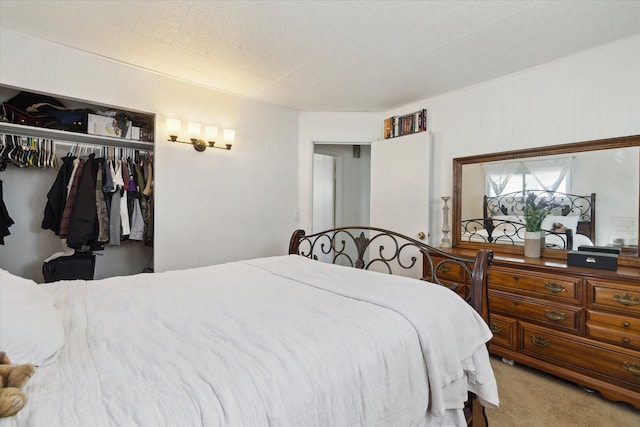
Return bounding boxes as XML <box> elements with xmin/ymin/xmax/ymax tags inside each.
<box><xmin>452</xmin><ymin>134</ymin><xmax>640</xmax><ymax>265</ymax></box>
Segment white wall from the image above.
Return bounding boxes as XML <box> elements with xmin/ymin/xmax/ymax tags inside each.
<box><xmin>0</xmin><ymin>30</ymin><xmax>299</xmax><ymax>278</ymax></box>
<box><xmin>298</xmin><ymin>35</ymin><xmax>640</xmax><ymax>245</ymax></box>
<box><xmin>424</xmin><ymin>35</ymin><xmax>640</xmax><ymax>243</ymax></box>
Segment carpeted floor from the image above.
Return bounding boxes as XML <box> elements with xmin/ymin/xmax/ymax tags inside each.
<box><xmin>485</xmin><ymin>356</ymin><xmax>640</xmax><ymax>426</ymax></box>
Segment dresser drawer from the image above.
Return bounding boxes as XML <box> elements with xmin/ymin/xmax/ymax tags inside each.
<box><xmin>489</xmin><ymin>269</ymin><xmax>581</xmax><ymax>304</ymax></box>
<box><xmin>587</xmin><ymin>310</ymin><xmax>640</xmax><ymax>351</ymax></box>
<box><xmin>588</xmin><ymin>279</ymin><xmax>640</xmax><ymax>315</ymax></box>
<box><xmin>433</xmin><ymin>279</ymin><xmax>468</xmax><ymax>299</ymax></box>
<box><xmin>520</xmin><ymin>322</ymin><xmax>640</xmax><ymax>391</ymax></box>
<box><xmin>489</xmin><ymin>291</ymin><xmax>582</xmax><ymax>333</ymax></box>
<box><xmin>587</xmin><ymin>323</ymin><xmax>640</xmax><ymax>351</ymax></box>
<box><xmin>587</xmin><ymin>310</ymin><xmax>640</xmax><ymax>333</ymax></box>
<box><xmin>424</xmin><ymin>256</ymin><xmax>470</xmax><ymax>298</ymax></box>
<box><xmin>488</xmin><ymin>313</ymin><xmax>516</xmax><ymax>350</ymax></box>
<box><xmin>425</xmin><ymin>256</ymin><xmax>469</xmax><ymax>281</ymax></box>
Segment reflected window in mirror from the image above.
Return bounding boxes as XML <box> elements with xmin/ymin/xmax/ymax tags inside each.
<box><xmin>485</xmin><ymin>157</ymin><xmax>570</xmax><ymax>197</ymax></box>
<box><xmin>453</xmin><ymin>135</ymin><xmax>640</xmax><ymax>262</ymax></box>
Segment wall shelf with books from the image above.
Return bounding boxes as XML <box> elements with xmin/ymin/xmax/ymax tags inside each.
<box><xmin>383</xmin><ymin>109</ymin><xmax>427</xmax><ymax>139</ymax></box>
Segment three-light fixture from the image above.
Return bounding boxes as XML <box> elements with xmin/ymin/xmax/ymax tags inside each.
<box><xmin>167</xmin><ymin>119</ymin><xmax>235</xmax><ymax>152</ymax></box>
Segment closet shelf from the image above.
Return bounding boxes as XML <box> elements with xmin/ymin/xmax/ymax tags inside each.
<box><xmin>0</xmin><ymin>122</ymin><xmax>154</xmax><ymax>151</ymax></box>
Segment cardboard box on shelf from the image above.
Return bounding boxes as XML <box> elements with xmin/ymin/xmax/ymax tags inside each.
<box><xmin>88</xmin><ymin>114</ymin><xmax>131</xmax><ymax>139</ymax></box>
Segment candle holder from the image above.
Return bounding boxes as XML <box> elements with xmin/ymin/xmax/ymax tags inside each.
<box><xmin>441</xmin><ymin>196</ymin><xmax>452</xmax><ymax>248</ymax></box>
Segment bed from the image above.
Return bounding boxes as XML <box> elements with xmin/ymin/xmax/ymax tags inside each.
<box><xmin>460</xmin><ymin>191</ymin><xmax>596</xmax><ymax>250</ymax></box>
<box><xmin>0</xmin><ymin>227</ymin><xmax>498</xmax><ymax>427</ymax></box>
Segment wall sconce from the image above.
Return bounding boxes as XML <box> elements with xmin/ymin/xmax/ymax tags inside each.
<box><xmin>166</xmin><ymin>119</ymin><xmax>234</xmax><ymax>152</ymax></box>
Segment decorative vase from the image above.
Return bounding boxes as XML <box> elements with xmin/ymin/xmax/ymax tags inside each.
<box><xmin>524</xmin><ymin>231</ymin><xmax>541</xmax><ymax>258</ymax></box>
<box><xmin>539</xmin><ymin>230</ymin><xmax>546</xmax><ymax>249</ymax></box>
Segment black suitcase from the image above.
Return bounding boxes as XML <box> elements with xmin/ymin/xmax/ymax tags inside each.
<box><xmin>43</xmin><ymin>251</ymin><xmax>96</xmax><ymax>283</ymax></box>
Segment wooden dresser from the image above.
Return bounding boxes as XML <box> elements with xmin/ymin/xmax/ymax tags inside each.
<box><xmin>425</xmin><ymin>249</ymin><xmax>640</xmax><ymax>409</ymax></box>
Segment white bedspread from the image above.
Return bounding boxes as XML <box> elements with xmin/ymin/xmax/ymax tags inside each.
<box><xmin>2</xmin><ymin>255</ymin><xmax>498</xmax><ymax>427</ymax></box>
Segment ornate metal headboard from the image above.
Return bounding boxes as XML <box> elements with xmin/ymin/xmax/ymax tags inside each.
<box><xmin>288</xmin><ymin>226</ymin><xmax>493</xmax><ymax>318</ymax></box>
<box><xmin>483</xmin><ymin>191</ymin><xmax>596</xmax><ymax>241</ymax></box>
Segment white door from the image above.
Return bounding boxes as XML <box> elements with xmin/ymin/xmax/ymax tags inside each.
<box><xmin>365</xmin><ymin>132</ymin><xmax>432</xmax><ymax>278</ymax></box>
<box><xmin>312</xmin><ymin>153</ymin><xmax>336</xmax><ymax>232</ymax></box>
<box><xmin>369</xmin><ymin>132</ymin><xmax>432</xmax><ymax>275</ymax></box>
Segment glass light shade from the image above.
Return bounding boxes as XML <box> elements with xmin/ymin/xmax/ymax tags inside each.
<box><xmin>205</xmin><ymin>126</ymin><xmax>219</xmax><ymax>142</ymax></box>
<box><xmin>187</xmin><ymin>122</ymin><xmax>202</xmax><ymax>140</ymax></box>
<box><xmin>223</xmin><ymin>129</ymin><xmax>235</xmax><ymax>145</ymax></box>
<box><xmin>166</xmin><ymin>118</ymin><xmax>181</xmax><ymax>137</ymax></box>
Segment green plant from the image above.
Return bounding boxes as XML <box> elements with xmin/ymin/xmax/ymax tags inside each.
<box><xmin>523</xmin><ymin>192</ymin><xmax>555</xmax><ymax>232</ymax></box>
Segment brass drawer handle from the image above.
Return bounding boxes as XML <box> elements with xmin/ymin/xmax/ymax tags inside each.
<box><xmin>613</xmin><ymin>293</ymin><xmax>640</xmax><ymax>306</ymax></box>
<box><xmin>440</xmin><ymin>265</ymin><xmax>451</xmax><ymax>273</ymax></box>
<box><xmin>622</xmin><ymin>362</ymin><xmax>640</xmax><ymax>376</ymax></box>
<box><xmin>623</xmin><ymin>322</ymin><xmax>630</xmax><ymax>328</ymax></box>
<box><xmin>544</xmin><ymin>282</ymin><xmax>566</xmax><ymax>293</ymax></box>
<box><xmin>623</xmin><ymin>338</ymin><xmax>630</xmax><ymax>344</ymax></box>
<box><xmin>530</xmin><ymin>335</ymin><xmax>550</xmax><ymax>348</ymax></box>
<box><xmin>544</xmin><ymin>310</ymin><xmax>566</xmax><ymax>321</ymax></box>
<box><xmin>490</xmin><ymin>322</ymin><xmax>503</xmax><ymax>334</ymax></box>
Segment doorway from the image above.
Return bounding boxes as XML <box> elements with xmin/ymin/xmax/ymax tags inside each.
<box><xmin>312</xmin><ymin>144</ymin><xmax>371</xmax><ymax>233</ymax></box>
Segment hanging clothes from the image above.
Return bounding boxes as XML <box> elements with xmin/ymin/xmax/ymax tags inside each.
<box><xmin>0</xmin><ymin>179</ymin><xmax>15</xmax><ymax>244</ymax></box>
<box><xmin>109</xmin><ymin>190</ymin><xmax>122</xmax><ymax>246</ymax></box>
<box><xmin>37</xmin><ymin>140</ymin><xmax>154</xmax><ymax>249</ymax></box>
<box><xmin>113</xmin><ymin>159</ymin><xmax>130</xmax><ymax>239</ymax></box>
<box><xmin>42</xmin><ymin>155</ymin><xmax>76</xmax><ymax>234</ymax></box>
<box><xmin>126</xmin><ymin>158</ymin><xmax>144</xmax><ymax>241</ymax></box>
<box><xmin>142</xmin><ymin>156</ymin><xmax>154</xmax><ymax>247</ymax></box>
<box><xmin>129</xmin><ymin>200</ymin><xmax>145</xmax><ymax>241</ymax></box>
<box><xmin>103</xmin><ymin>158</ymin><xmax>116</xmax><ymax>193</ymax></box>
<box><xmin>67</xmin><ymin>154</ymin><xmax>102</xmax><ymax>251</ymax></box>
<box><xmin>95</xmin><ymin>160</ymin><xmax>109</xmax><ymax>243</ymax></box>
<box><xmin>59</xmin><ymin>158</ymin><xmax>84</xmax><ymax>239</ymax></box>
<box><xmin>120</xmin><ymin>188</ymin><xmax>130</xmax><ymax>238</ymax></box>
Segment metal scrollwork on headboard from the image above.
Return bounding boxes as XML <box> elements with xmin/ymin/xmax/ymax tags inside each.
<box><xmin>484</xmin><ymin>190</ymin><xmax>596</xmax><ymax>242</ymax></box>
<box><xmin>291</xmin><ymin>227</ymin><xmax>422</xmax><ymax>273</ymax></box>
<box><xmin>288</xmin><ymin>226</ymin><xmax>494</xmax><ymax>312</ymax></box>
<box><xmin>485</xmin><ymin>191</ymin><xmax>593</xmax><ymax>222</ymax></box>
<box><xmin>460</xmin><ymin>218</ymin><xmax>574</xmax><ymax>249</ymax></box>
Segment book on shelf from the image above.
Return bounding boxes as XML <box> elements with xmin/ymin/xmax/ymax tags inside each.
<box><xmin>383</xmin><ymin>109</ymin><xmax>427</xmax><ymax>139</ymax></box>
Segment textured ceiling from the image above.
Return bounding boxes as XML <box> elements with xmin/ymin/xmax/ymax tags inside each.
<box><xmin>1</xmin><ymin>0</ymin><xmax>639</xmax><ymax>112</ymax></box>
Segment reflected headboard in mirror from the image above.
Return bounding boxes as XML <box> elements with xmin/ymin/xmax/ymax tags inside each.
<box><xmin>452</xmin><ymin>134</ymin><xmax>640</xmax><ymax>264</ymax></box>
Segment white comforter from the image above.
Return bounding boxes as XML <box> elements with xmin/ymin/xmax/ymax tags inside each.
<box><xmin>3</xmin><ymin>255</ymin><xmax>498</xmax><ymax>427</ymax></box>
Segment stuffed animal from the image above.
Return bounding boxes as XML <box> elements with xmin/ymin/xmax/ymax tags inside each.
<box><xmin>552</xmin><ymin>222</ymin><xmax>567</xmax><ymax>233</ymax></box>
<box><xmin>0</xmin><ymin>352</ymin><xmax>35</xmax><ymax>418</ymax></box>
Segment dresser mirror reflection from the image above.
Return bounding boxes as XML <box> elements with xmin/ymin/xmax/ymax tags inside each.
<box><xmin>452</xmin><ymin>134</ymin><xmax>640</xmax><ymax>264</ymax></box>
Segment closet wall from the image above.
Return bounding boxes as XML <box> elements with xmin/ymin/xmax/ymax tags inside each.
<box><xmin>0</xmin><ymin>30</ymin><xmax>300</xmax><ymax>280</ymax></box>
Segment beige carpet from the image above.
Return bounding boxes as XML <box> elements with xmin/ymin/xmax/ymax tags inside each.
<box><xmin>485</xmin><ymin>356</ymin><xmax>640</xmax><ymax>427</ymax></box>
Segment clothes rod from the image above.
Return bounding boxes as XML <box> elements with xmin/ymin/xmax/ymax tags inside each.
<box><xmin>0</xmin><ymin>121</ymin><xmax>154</xmax><ymax>151</ymax></box>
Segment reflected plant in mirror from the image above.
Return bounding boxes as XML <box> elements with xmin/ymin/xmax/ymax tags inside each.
<box><xmin>523</xmin><ymin>192</ymin><xmax>557</xmax><ymax>232</ymax></box>
<box><xmin>452</xmin><ymin>135</ymin><xmax>640</xmax><ymax>261</ymax></box>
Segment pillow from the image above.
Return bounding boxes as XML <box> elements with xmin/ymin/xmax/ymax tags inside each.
<box><xmin>0</xmin><ymin>269</ymin><xmax>65</xmax><ymax>365</ymax></box>
<box><xmin>542</xmin><ymin>215</ymin><xmax>580</xmax><ymax>235</ymax></box>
